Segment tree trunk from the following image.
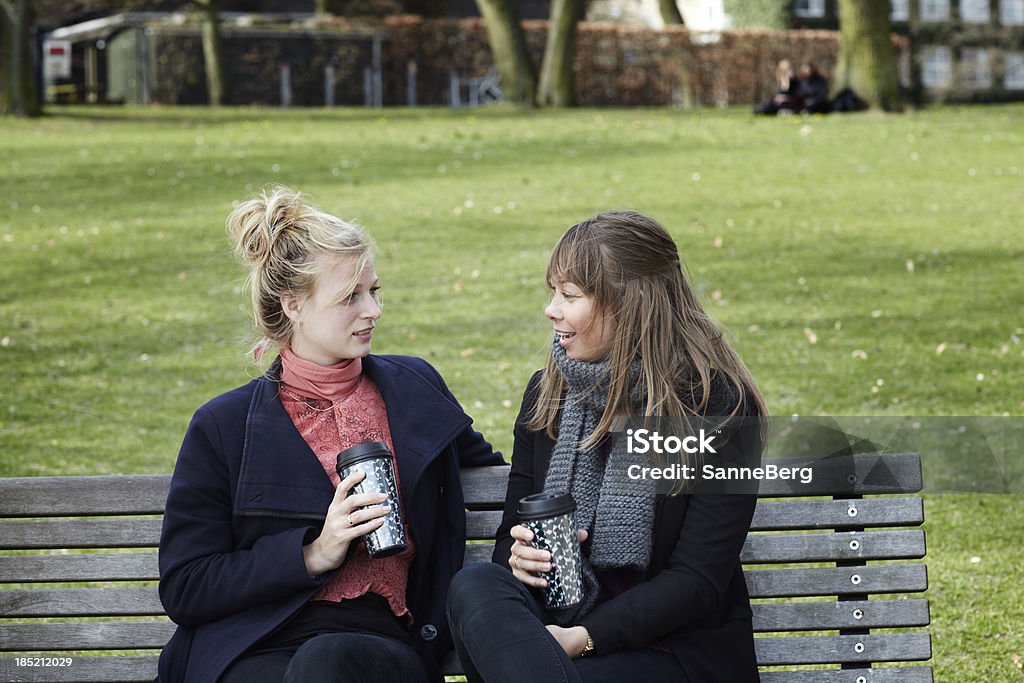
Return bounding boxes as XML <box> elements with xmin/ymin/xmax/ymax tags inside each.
<box><xmin>836</xmin><ymin>0</ymin><xmax>902</xmax><ymax>111</ymax></box>
<box><xmin>659</xmin><ymin>0</ymin><xmax>684</xmax><ymax>25</ymax></box>
<box><xmin>536</xmin><ymin>0</ymin><xmax>584</xmax><ymax>107</ymax></box>
<box><xmin>194</xmin><ymin>0</ymin><xmax>226</xmax><ymax>106</ymax></box>
<box><xmin>1</xmin><ymin>0</ymin><xmax>41</xmax><ymax>117</ymax></box>
<box><xmin>475</xmin><ymin>0</ymin><xmax>536</xmax><ymax>106</ymax></box>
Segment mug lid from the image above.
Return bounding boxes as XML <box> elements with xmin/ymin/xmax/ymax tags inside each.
<box><xmin>517</xmin><ymin>490</ymin><xmax>575</xmax><ymax>519</ymax></box>
<box><xmin>336</xmin><ymin>441</ymin><xmax>392</xmax><ymax>471</ymax></box>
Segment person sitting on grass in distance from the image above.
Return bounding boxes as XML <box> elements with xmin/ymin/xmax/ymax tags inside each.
<box><xmin>447</xmin><ymin>210</ymin><xmax>768</xmax><ymax>682</ymax></box>
<box><xmin>754</xmin><ymin>59</ymin><xmax>801</xmax><ymax>115</ymax></box>
<box><xmin>794</xmin><ymin>62</ymin><xmax>831</xmax><ymax>114</ymax></box>
<box><xmin>157</xmin><ymin>187</ymin><xmax>503</xmax><ymax>683</ymax></box>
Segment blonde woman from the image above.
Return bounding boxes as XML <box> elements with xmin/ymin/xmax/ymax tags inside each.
<box><xmin>447</xmin><ymin>211</ymin><xmax>766</xmax><ymax>682</ymax></box>
<box><xmin>157</xmin><ymin>188</ymin><xmax>502</xmax><ymax>683</ymax></box>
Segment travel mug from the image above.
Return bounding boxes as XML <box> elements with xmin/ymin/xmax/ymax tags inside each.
<box><xmin>335</xmin><ymin>441</ymin><xmax>408</xmax><ymax>559</ymax></box>
<box><xmin>517</xmin><ymin>491</ymin><xmax>584</xmax><ymax>609</ymax></box>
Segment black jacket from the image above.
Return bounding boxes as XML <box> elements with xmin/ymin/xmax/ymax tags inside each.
<box><xmin>492</xmin><ymin>372</ymin><xmax>760</xmax><ymax>682</ymax></box>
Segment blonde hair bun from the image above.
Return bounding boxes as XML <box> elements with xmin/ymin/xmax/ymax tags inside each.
<box><xmin>227</xmin><ymin>189</ymin><xmax>306</xmax><ymax>266</ymax></box>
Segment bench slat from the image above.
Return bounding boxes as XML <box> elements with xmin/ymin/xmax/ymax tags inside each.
<box><xmin>751</xmin><ymin>498</ymin><xmax>924</xmax><ymax>530</ymax></box>
<box><xmin>465</xmin><ymin>543</ymin><xmax>494</xmax><ymax>565</ymax></box>
<box><xmin>466</xmin><ymin>510</ymin><xmax>502</xmax><ymax>540</ymax></box>
<box><xmin>742</xmin><ymin>530</ymin><xmax>925</xmax><ymax>563</ymax></box>
<box><xmin>466</xmin><ymin>499</ymin><xmax>926</xmax><ymax>539</ymax></box>
<box><xmin>1</xmin><ymin>548</ymin><xmax>499</xmax><ymax>584</ymax></box>
<box><xmin>752</xmin><ymin>599</ymin><xmax>930</xmax><ymax>631</ymax></box>
<box><xmin>2</xmin><ymin>588</ymin><xmax>164</xmax><ymax>618</ymax></box>
<box><xmin>0</xmin><ymin>456</ymin><xmax>922</xmax><ymax>515</ymax></box>
<box><xmin>0</xmin><ymin>476</ymin><xmax>170</xmax><ymax>518</ymax></box>
<box><xmin>755</xmin><ymin>633</ymin><xmax>932</xmax><ymax>665</ymax></box>
<box><xmin>0</xmin><ymin>519</ymin><xmax>163</xmax><ymax>550</ymax></box>
<box><xmin>0</xmin><ymin>655</ymin><xmax>159</xmax><ymax>682</ymax></box>
<box><xmin>756</xmin><ymin>454</ymin><xmax>922</xmax><ymax>496</ymax></box>
<box><xmin>0</xmin><ymin>509</ymin><xmax>927</xmax><ymax>552</ymax></box>
<box><xmin>746</xmin><ymin>565</ymin><xmax>928</xmax><ymax>598</ymax></box>
<box><xmin>0</xmin><ymin>553</ymin><xmax>160</xmax><ymax>583</ymax></box>
<box><xmin>4</xmin><ymin>591</ymin><xmax>931</xmax><ymax>631</ymax></box>
<box><xmin>0</xmin><ymin>622</ymin><xmax>175</xmax><ymax>651</ymax></box>
<box><xmin>758</xmin><ymin>668</ymin><xmax>933</xmax><ymax>682</ymax></box>
<box><xmin>459</xmin><ymin>466</ymin><xmax>511</xmax><ymax>508</ymax></box>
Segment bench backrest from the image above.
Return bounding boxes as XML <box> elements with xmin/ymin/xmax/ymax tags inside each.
<box><xmin>0</xmin><ymin>453</ymin><xmax>931</xmax><ymax>682</ymax></box>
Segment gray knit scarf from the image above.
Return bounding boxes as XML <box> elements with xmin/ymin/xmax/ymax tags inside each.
<box><xmin>544</xmin><ymin>337</ymin><xmax>656</xmax><ymax>624</ymax></box>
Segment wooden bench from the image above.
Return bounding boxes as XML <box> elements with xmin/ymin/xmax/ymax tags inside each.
<box><xmin>1</xmin><ymin>453</ymin><xmax>932</xmax><ymax>682</ymax></box>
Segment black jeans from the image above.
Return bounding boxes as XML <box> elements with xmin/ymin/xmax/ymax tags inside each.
<box><xmin>447</xmin><ymin>563</ymin><xmax>688</xmax><ymax>683</ymax></box>
<box><xmin>218</xmin><ymin>632</ymin><xmax>428</xmax><ymax>683</ymax></box>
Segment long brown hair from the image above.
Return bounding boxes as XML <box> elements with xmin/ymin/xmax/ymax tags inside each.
<box><xmin>529</xmin><ymin>211</ymin><xmax>767</xmax><ymax>448</ymax></box>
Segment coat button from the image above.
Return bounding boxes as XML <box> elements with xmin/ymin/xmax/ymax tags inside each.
<box><xmin>420</xmin><ymin>624</ymin><xmax>438</xmax><ymax>641</ymax></box>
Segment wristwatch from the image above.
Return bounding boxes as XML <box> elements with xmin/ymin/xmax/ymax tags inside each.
<box><xmin>581</xmin><ymin>632</ymin><xmax>595</xmax><ymax>656</ymax></box>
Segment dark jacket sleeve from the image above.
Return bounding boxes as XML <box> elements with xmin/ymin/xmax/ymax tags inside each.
<box><xmin>578</xmin><ymin>492</ymin><xmax>756</xmax><ymax>653</ymax></box>
<box><xmin>158</xmin><ymin>405</ymin><xmax>327</xmax><ymax>626</ymax></box>
<box><xmin>492</xmin><ymin>372</ymin><xmax>543</xmax><ymax>569</ymax></box>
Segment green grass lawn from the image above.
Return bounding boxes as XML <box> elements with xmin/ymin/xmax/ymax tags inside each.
<box><xmin>1</xmin><ymin>104</ymin><xmax>1022</xmax><ymax>679</ymax></box>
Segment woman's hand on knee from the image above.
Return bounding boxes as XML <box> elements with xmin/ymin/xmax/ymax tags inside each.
<box><xmin>302</xmin><ymin>470</ymin><xmax>389</xmax><ymax>577</ymax></box>
<box><xmin>545</xmin><ymin>625</ymin><xmax>590</xmax><ymax>659</ymax></box>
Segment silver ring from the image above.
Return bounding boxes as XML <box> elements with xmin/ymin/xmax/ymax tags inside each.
<box><xmin>347</xmin><ymin>513</ymin><xmax>356</xmax><ymax>527</ymax></box>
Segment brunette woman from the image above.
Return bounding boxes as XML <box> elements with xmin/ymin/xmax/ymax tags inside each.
<box><xmin>447</xmin><ymin>211</ymin><xmax>766</xmax><ymax>682</ymax></box>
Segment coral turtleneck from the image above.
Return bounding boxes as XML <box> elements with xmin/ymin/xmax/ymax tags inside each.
<box><xmin>279</xmin><ymin>346</ymin><xmax>363</xmax><ymax>402</ymax></box>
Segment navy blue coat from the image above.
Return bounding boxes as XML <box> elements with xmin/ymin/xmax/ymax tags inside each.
<box><xmin>157</xmin><ymin>354</ymin><xmax>503</xmax><ymax>682</ymax></box>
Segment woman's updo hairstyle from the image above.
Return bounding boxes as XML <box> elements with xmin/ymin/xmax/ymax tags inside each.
<box><xmin>226</xmin><ymin>186</ymin><xmax>374</xmax><ymax>359</ymax></box>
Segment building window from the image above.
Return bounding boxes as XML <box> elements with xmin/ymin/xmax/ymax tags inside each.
<box><xmin>891</xmin><ymin>0</ymin><xmax>910</xmax><ymax>19</ymax></box>
<box><xmin>794</xmin><ymin>0</ymin><xmax>826</xmax><ymax>18</ymax></box>
<box><xmin>920</xmin><ymin>0</ymin><xmax>950</xmax><ymax>20</ymax></box>
<box><xmin>961</xmin><ymin>0</ymin><xmax>991</xmax><ymax>22</ymax></box>
<box><xmin>1000</xmin><ymin>0</ymin><xmax>1024</xmax><ymax>24</ymax></box>
<box><xmin>1005</xmin><ymin>53</ymin><xmax>1024</xmax><ymax>89</ymax></box>
<box><xmin>961</xmin><ymin>48</ymin><xmax>992</xmax><ymax>88</ymax></box>
<box><xmin>922</xmin><ymin>46</ymin><xmax>953</xmax><ymax>87</ymax></box>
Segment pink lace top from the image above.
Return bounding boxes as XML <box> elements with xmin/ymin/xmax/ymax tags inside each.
<box><xmin>279</xmin><ymin>360</ymin><xmax>415</xmax><ymax>620</ymax></box>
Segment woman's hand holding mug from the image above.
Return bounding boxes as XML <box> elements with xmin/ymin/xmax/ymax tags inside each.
<box><xmin>302</xmin><ymin>470</ymin><xmax>390</xmax><ymax>577</ymax></box>
<box><xmin>508</xmin><ymin>525</ymin><xmax>588</xmax><ymax>587</ymax></box>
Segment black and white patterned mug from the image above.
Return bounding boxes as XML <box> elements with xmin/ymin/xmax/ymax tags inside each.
<box><xmin>336</xmin><ymin>441</ymin><xmax>408</xmax><ymax>559</ymax></box>
<box><xmin>518</xmin><ymin>491</ymin><xmax>584</xmax><ymax>609</ymax></box>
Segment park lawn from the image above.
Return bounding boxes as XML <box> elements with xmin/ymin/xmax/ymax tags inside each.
<box><xmin>1</xmin><ymin>104</ymin><xmax>1022</xmax><ymax>679</ymax></box>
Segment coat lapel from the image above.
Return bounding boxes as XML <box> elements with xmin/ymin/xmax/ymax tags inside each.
<box><xmin>363</xmin><ymin>355</ymin><xmax>471</xmax><ymax>494</ymax></box>
<box><xmin>234</xmin><ymin>364</ymin><xmax>335</xmax><ymax>519</ymax></box>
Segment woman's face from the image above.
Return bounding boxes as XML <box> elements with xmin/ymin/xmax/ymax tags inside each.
<box><xmin>545</xmin><ymin>281</ymin><xmax>613</xmax><ymax>362</ymax></box>
<box><xmin>282</xmin><ymin>256</ymin><xmax>381</xmax><ymax>366</ymax></box>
